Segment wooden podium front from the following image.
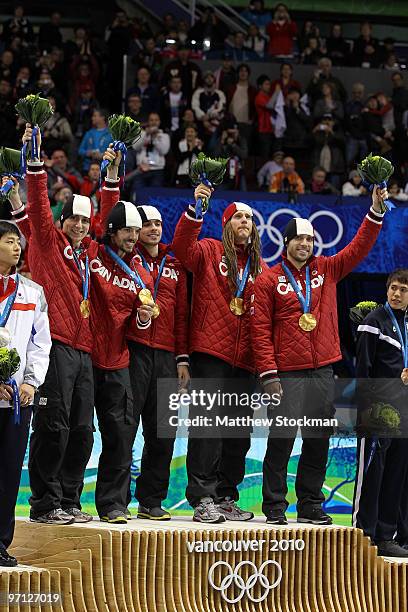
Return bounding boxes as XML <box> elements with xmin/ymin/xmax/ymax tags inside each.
<box><xmin>1</xmin><ymin>519</ymin><xmax>406</xmax><ymax>611</ymax></box>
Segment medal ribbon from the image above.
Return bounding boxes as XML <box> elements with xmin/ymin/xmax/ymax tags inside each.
<box><xmin>385</xmin><ymin>302</ymin><xmax>408</xmax><ymax>368</ymax></box>
<box><xmin>235</xmin><ymin>257</ymin><xmax>251</xmax><ymax>299</ymax></box>
<box><xmin>105</xmin><ymin>246</ymin><xmax>147</xmax><ymax>289</ymax></box>
<box><xmin>137</xmin><ymin>251</ymin><xmax>167</xmax><ymax>302</ymax></box>
<box><xmin>72</xmin><ymin>251</ymin><xmax>90</xmax><ymax>302</ymax></box>
<box><xmin>0</xmin><ymin>276</ymin><xmax>21</xmax><ymax>424</ymax></box>
<box><xmin>281</xmin><ymin>262</ymin><xmax>311</xmax><ymax>314</ymax></box>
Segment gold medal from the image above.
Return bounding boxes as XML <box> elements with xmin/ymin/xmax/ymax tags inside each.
<box><xmin>80</xmin><ymin>299</ymin><xmax>90</xmax><ymax>319</ymax></box>
<box><xmin>138</xmin><ymin>288</ymin><xmax>154</xmax><ymax>305</ymax></box>
<box><xmin>229</xmin><ymin>297</ymin><xmax>246</xmax><ymax>316</ymax></box>
<box><xmin>152</xmin><ymin>303</ymin><xmax>160</xmax><ymax>319</ymax></box>
<box><xmin>299</xmin><ymin>313</ymin><xmax>317</xmax><ymax>332</ymax></box>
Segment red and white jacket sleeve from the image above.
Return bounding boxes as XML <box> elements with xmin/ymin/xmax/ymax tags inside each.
<box><xmin>250</xmin><ymin>271</ymin><xmax>279</xmax><ymax>383</ymax></box>
<box><xmin>325</xmin><ymin>206</ymin><xmax>384</xmax><ymax>282</ymax></box>
<box><xmin>172</xmin><ymin>208</ymin><xmax>213</xmax><ymax>274</ymax></box>
<box><xmin>99</xmin><ymin>178</ymin><xmax>120</xmax><ymax>232</ymax></box>
<box><xmin>25</xmin><ymin>162</ymin><xmax>57</xmax><ymax>248</ymax></box>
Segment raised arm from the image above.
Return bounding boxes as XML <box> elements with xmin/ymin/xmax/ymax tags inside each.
<box><xmin>325</xmin><ymin>187</ymin><xmax>387</xmax><ymax>282</ymax></box>
<box><xmin>171</xmin><ymin>183</ymin><xmax>214</xmax><ymax>274</ymax></box>
<box><xmin>99</xmin><ymin>144</ymin><xmax>122</xmax><ymax>231</ymax></box>
<box><xmin>22</xmin><ymin>124</ymin><xmax>57</xmax><ymax>248</ymax></box>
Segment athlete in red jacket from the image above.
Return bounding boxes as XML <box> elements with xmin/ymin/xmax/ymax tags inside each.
<box><xmin>18</xmin><ymin>125</ymin><xmax>95</xmax><ymax>526</ymax></box>
<box><xmin>172</xmin><ymin>183</ymin><xmax>266</xmax><ymax>523</ymax></box>
<box><xmin>126</xmin><ymin>205</ymin><xmax>190</xmax><ymax>520</ymax></box>
<box><xmin>251</xmin><ymin>186</ymin><xmax>387</xmax><ymax>525</ymax></box>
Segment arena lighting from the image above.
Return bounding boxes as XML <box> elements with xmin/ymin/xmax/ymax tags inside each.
<box><xmin>203</xmin><ymin>38</ymin><xmax>211</xmax><ymax>49</ymax></box>
<box><xmin>191</xmin><ymin>39</ymin><xmax>197</xmax><ymax>45</ymax></box>
<box><xmin>166</xmin><ymin>38</ymin><xmax>176</xmax><ymax>44</ymax></box>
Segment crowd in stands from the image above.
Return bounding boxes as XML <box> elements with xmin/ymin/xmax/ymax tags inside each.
<box><xmin>2</xmin><ymin>2</ymin><xmax>408</xmax><ymax>206</ymax></box>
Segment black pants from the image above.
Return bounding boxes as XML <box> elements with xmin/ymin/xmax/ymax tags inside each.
<box><xmin>262</xmin><ymin>366</ymin><xmax>335</xmax><ymax>515</ymax></box>
<box><xmin>352</xmin><ymin>436</ymin><xmax>408</xmax><ymax>542</ymax></box>
<box><xmin>186</xmin><ymin>352</ymin><xmax>254</xmax><ymax>508</ymax></box>
<box><xmin>94</xmin><ymin>367</ymin><xmax>136</xmax><ymax>516</ymax></box>
<box><xmin>29</xmin><ymin>341</ymin><xmax>94</xmax><ymax>516</ymax></box>
<box><xmin>0</xmin><ymin>407</ymin><xmax>31</xmax><ymax>549</ymax></box>
<box><xmin>128</xmin><ymin>342</ymin><xmax>177</xmax><ymax>508</ymax></box>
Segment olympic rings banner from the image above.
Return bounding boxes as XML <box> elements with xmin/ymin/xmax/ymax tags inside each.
<box><xmin>138</xmin><ymin>189</ymin><xmax>408</xmax><ymax>273</ymax></box>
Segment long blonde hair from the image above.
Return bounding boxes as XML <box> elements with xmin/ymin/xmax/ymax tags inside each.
<box><xmin>222</xmin><ymin>221</ymin><xmax>262</xmax><ymax>293</ymax></box>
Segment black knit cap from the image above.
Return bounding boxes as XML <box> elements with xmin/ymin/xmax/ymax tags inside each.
<box><xmin>106</xmin><ymin>200</ymin><xmax>142</xmax><ymax>234</ymax></box>
<box><xmin>60</xmin><ymin>194</ymin><xmax>92</xmax><ymax>224</ymax></box>
<box><xmin>283</xmin><ymin>218</ymin><xmax>314</xmax><ymax>245</ymax></box>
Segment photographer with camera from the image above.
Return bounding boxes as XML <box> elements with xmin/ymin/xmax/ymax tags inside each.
<box><xmin>130</xmin><ymin>112</ymin><xmax>170</xmax><ymax>192</ymax></box>
<box><xmin>269</xmin><ymin>156</ymin><xmax>304</xmax><ymax>195</ymax></box>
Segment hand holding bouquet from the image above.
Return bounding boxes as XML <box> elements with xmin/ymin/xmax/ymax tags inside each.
<box><xmin>189</xmin><ymin>153</ymin><xmax>228</xmax><ymax>218</ymax></box>
<box><xmin>0</xmin><ymin>346</ymin><xmax>21</xmax><ymax>424</ymax></box>
<box><xmin>357</xmin><ymin>153</ymin><xmax>394</xmax><ymax>213</ymax></box>
<box><xmin>349</xmin><ymin>300</ymin><xmax>379</xmax><ymax>324</ymax></box>
<box><xmin>100</xmin><ymin>114</ymin><xmax>141</xmax><ymax>179</ymax></box>
<box><xmin>15</xmin><ymin>94</ymin><xmax>53</xmax><ymax>173</ymax></box>
<box><xmin>0</xmin><ymin>148</ymin><xmax>22</xmax><ymax>200</ymax></box>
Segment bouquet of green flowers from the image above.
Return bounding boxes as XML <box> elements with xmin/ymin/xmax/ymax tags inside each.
<box><xmin>15</xmin><ymin>93</ymin><xmax>53</xmax><ymax>173</ymax></box>
<box><xmin>0</xmin><ymin>346</ymin><xmax>21</xmax><ymax>424</ymax></box>
<box><xmin>349</xmin><ymin>300</ymin><xmax>379</xmax><ymax>325</ymax></box>
<box><xmin>189</xmin><ymin>153</ymin><xmax>229</xmax><ymax>218</ymax></box>
<box><xmin>357</xmin><ymin>153</ymin><xmax>395</xmax><ymax>212</ymax></box>
<box><xmin>370</xmin><ymin>402</ymin><xmax>401</xmax><ymax>431</ymax></box>
<box><xmin>0</xmin><ymin>148</ymin><xmax>22</xmax><ymax>200</ymax></box>
<box><xmin>100</xmin><ymin>115</ymin><xmax>141</xmax><ymax>178</ymax></box>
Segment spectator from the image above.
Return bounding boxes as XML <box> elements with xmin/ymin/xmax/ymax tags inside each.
<box><xmin>0</xmin><ymin>50</ymin><xmax>16</xmax><ymax>82</ymax></box>
<box><xmin>78</xmin><ymin>108</ymin><xmax>112</xmax><ymax>171</ymax></box>
<box><xmin>312</xmin><ymin>113</ymin><xmax>346</xmax><ymax>189</ymax></box>
<box><xmin>64</xmin><ymin>26</ymin><xmax>94</xmax><ymax>64</ymax></box>
<box><xmin>160</xmin><ymin>12</ymin><xmax>177</xmax><ymax>36</ymax></box>
<box><xmin>345</xmin><ymin>82</ymin><xmax>368</xmax><ymax>167</ymax></box>
<box><xmin>227</xmin><ymin>63</ymin><xmax>256</xmax><ymax>145</ymax></box>
<box><xmin>172</xmin><ymin>108</ymin><xmax>200</xmax><ymax>145</ymax></box>
<box><xmin>214</xmin><ymin>52</ymin><xmax>237</xmax><ymax>90</ymax></box>
<box><xmin>126</xmin><ymin>93</ymin><xmax>148</xmax><ymax>126</ymax></box>
<box><xmin>0</xmin><ymin>79</ymin><xmax>17</xmax><ymax>147</ymax></box>
<box><xmin>271</xmin><ymin>63</ymin><xmax>301</xmax><ymax>98</ymax></box>
<box><xmin>313</xmin><ymin>82</ymin><xmax>344</xmax><ymax>121</ymax></box>
<box><xmin>49</xmin><ymin>184</ymin><xmax>73</xmax><ymax>223</ymax></box>
<box><xmin>177</xmin><ymin>20</ymin><xmax>190</xmax><ymax>45</ymax></box>
<box><xmin>43</xmin><ymin>148</ymin><xmax>82</xmax><ymax>193</ymax></box>
<box><xmin>376</xmin><ymin>92</ymin><xmax>395</xmax><ymax>135</ymax></box>
<box><xmin>162</xmin><ymin>44</ymin><xmax>202</xmax><ymax>102</ymax></box>
<box><xmin>80</xmin><ymin>162</ymin><xmax>101</xmax><ymax>215</ymax></box>
<box><xmin>306</xmin><ymin>166</ymin><xmax>338</xmax><ymax>194</ymax></box>
<box><xmin>213</xmin><ymin>120</ymin><xmax>248</xmax><ymax>189</ymax></box>
<box><xmin>266</xmin><ymin>4</ymin><xmax>297</xmax><ymax>57</ymax></box>
<box><xmin>175</xmin><ymin>125</ymin><xmax>203</xmax><ymax>186</ymax></box>
<box><xmin>325</xmin><ymin>24</ymin><xmax>350</xmax><ymax>66</ymax></box>
<box><xmin>130</xmin><ymin>112</ymin><xmax>170</xmax><ymax>190</ymax></box>
<box><xmin>160</xmin><ymin>75</ymin><xmax>189</xmax><ymax>134</ymax></box>
<box><xmin>306</xmin><ymin>57</ymin><xmax>347</xmax><ymax>105</ymax></box>
<box><xmin>381</xmin><ymin>53</ymin><xmax>399</xmax><ymax>71</ymax></box>
<box><xmin>241</xmin><ymin>0</ymin><xmax>271</xmax><ymax>33</ymax></box>
<box><xmin>244</xmin><ymin>24</ymin><xmax>267</xmax><ymax>59</ymax></box>
<box><xmin>13</xmin><ymin>66</ymin><xmax>33</xmax><ymax>99</ymax></box>
<box><xmin>71</xmin><ymin>86</ymin><xmax>96</xmax><ymax>139</ymax></box>
<box><xmin>127</xmin><ymin>66</ymin><xmax>159</xmax><ymax>115</ymax></box>
<box><xmin>388</xmin><ymin>179</ymin><xmax>408</xmax><ymax>201</ymax></box>
<box><xmin>352</xmin><ymin>22</ymin><xmax>380</xmax><ymax>68</ymax></box>
<box><xmin>255</xmin><ymin>75</ymin><xmax>275</xmax><ymax>159</ymax></box>
<box><xmin>38</xmin><ymin>11</ymin><xmax>63</xmax><ymax>52</ymax></box>
<box><xmin>283</xmin><ymin>88</ymin><xmax>312</xmax><ymax>162</ymax></box>
<box><xmin>1</xmin><ymin>4</ymin><xmax>33</xmax><ymax>46</ymax></box>
<box><xmin>391</xmin><ymin>72</ymin><xmax>408</xmax><ymax>130</ymax></box>
<box><xmin>225</xmin><ymin>31</ymin><xmax>258</xmax><ymax>62</ymax></box>
<box><xmin>269</xmin><ymin>156</ymin><xmax>305</xmax><ymax>193</ymax></box>
<box><xmin>189</xmin><ymin>7</ymin><xmax>229</xmax><ymax>50</ymax></box>
<box><xmin>379</xmin><ymin>37</ymin><xmax>397</xmax><ymax>65</ymax></box>
<box><xmin>36</xmin><ymin>69</ymin><xmax>57</xmax><ymax>99</ymax></box>
<box><xmin>69</xmin><ymin>57</ymin><xmax>99</xmax><ymax>114</ymax></box>
<box><xmin>342</xmin><ymin>170</ymin><xmax>367</xmax><ymax>196</ymax></box>
<box><xmin>362</xmin><ymin>96</ymin><xmax>393</xmax><ymax>155</ymax></box>
<box><xmin>133</xmin><ymin>37</ymin><xmax>162</xmax><ymax>77</ymax></box>
<box><xmin>298</xmin><ymin>20</ymin><xmax>320</xmax><ymax>51</ymax></box>
<box><xmin>42</xmin><ymin>95</ymin><xmax>75</xmax><ymax>159</ymax></box>
<box><xmin>257</xmin><ymin>150</ymin><xmax>284</xmax><ymax>189</ymax></box>
<box><xmin>300</xmin><ymin>35</ymin><xmax>325</xmax><ymax>65</ymax></box>
<box><xmin>191</xmin><ymin>71</ymin><xmax>226</xmax><ymax>139</ymax></box>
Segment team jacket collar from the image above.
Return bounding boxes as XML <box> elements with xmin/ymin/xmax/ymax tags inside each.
<box><xmin>0</xmin><ymin>270</ymin><xmax>17</xmax><ymax>301</ymax></box>
<box><xmin>136</xmin><ymin>241</ymin><xmax>171</xmax><ymax>262</ymax></box>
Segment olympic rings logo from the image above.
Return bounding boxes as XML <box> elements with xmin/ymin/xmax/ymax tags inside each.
<box><xmin>252</xmin><ymin>208</ymin><xmax>344</xmax><ymax>263</ymax></box>
<box><xmin>208</xmin><ymin>560</ymin><xmax>283</xmax><ymax>603</ymax></box>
